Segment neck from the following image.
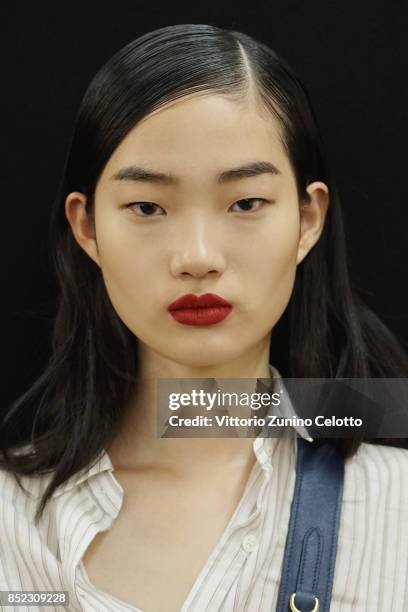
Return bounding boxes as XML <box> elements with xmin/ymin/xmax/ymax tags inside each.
<box><xmin>107</xmin><ymin>347</ymin><xmax>272</xmax><ymax>478</ymax></box>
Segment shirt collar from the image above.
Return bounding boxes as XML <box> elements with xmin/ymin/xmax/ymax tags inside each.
<box><xmin>52</xmin><ymin>450</ymin><xmax>115</xmax><ymax>497</ymax></box>
<box><xmin>52</xmin><ymin>363</ymin><xmax>312</xmax><ymax>497</ymax></box>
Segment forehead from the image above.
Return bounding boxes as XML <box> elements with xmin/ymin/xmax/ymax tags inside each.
<box><xmin>100</xmin><ymin>93</ymin><xmax>291</xmax><ymax>183</ymax></box>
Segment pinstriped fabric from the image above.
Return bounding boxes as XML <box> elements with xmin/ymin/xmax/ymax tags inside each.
<box><xmin>1</xmin><ymin>370</ymin><xmax>408</xmax><ymax>610</ymax></box>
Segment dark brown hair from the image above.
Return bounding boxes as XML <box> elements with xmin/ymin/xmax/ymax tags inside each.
<box><xmin>1</xmin><ymin>23</ymin><xmax>407</xmax><ymax>523</ymax></box>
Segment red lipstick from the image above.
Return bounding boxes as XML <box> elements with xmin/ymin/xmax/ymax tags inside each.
<box><xmin>167</xmin><ymin>293</ymin><xmax>233</xmax><ymax>326</ymax></box>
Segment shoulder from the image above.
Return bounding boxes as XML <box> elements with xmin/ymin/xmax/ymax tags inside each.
<box><xmin>343</xmin><ymin>441</ymin><xmax>408</xmax><ymax>506</ymax></box>
<box><xmin>0</xmin><ymin>467</ymin><xmax>59</xmax><ymax>590</ymax></box>
<box><xmin>349</xmin><ymin>440</ymin><xmax>408</xmax><ymax>468</ymax></box>
<box><xmin>0</xmin><ymin>466</ymin><xmax>52</xmax><ymax>521</ymax></box>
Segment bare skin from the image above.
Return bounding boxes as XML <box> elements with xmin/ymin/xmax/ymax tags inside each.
<box><xmin>83</xmin><ymin>376</ymin><xmax>262</xmax><ymax>611</ymax></box>
<box><xmin>66</xmin><ymin>88</ymin><xmax>329</xmax><ymax>611</ymax></box>
<box><xmin>82</xmin><ymin>441</ymin><xmax>257</xmax><ymax>612</ymax></box>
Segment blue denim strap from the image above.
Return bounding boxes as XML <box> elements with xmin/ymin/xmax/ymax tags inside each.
<box><xmin>275</xmin><ymin>437</ymin><xmax>344</xmax><ymax>612</ymax></box>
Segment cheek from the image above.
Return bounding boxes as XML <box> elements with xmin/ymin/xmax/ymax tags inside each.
<box><xmin>94</xmin><ymin>204</ymin><xmax>300</xmax><ymax>334</ymax></box>
<box><xmin>247</xmin><ymin>211</ymin><xmax>300</xmax><ymax>315</ymax></box>
<box><xmin>95</xmin><ymin>217</ymin><xmax>160</xmax><ymax>314</ymax></box>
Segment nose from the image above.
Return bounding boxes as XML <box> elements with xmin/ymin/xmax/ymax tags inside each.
<box><xmin>169</xmin><ymin>215</ymin><xmax>226</xmax><ymax>279</ymax></box>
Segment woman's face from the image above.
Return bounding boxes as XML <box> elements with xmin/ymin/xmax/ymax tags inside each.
<box><xmin>66</xmin><ymin>93</ymin><xmax>329</xmax><ymax>371</ymax></box>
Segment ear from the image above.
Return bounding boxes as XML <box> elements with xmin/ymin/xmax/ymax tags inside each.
<box><xmin>296</xmin><ymin>181</ymin><xmax>330</xmax><ymax>265</ymax></box>
<box><xmin>65</xmin><ymin>192</ymin><xmax>101</xmax><ymax>267</ymax></box>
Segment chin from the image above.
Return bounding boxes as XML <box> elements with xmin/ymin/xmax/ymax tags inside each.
<box><xmin>168</xmin><ymin>346</ymin><xmax>244</xmax><ymax>370</ymax></box>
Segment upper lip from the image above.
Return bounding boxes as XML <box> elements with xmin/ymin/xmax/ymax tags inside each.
<box><xmin>167</xmin><ymin>293</ymin><xmax>232</xmax><ymax>311</ymax></box>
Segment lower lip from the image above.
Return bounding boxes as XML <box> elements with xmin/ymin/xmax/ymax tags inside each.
<box><xmin>169</xmin><ymin>306</ymin><xmax>232</xmax><ymax>326</ymax></box>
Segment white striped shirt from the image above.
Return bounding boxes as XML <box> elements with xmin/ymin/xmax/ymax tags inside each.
<box><xmin>1</xmin><ymin>368</ymin><xmax>408</xmax><ymax>611</ymax></box>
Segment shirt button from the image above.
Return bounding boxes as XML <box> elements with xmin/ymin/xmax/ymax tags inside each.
<box><xmin>242</xmin><ymin>532</ymin><xmax>258</xmax><ymax>553</ymax></box>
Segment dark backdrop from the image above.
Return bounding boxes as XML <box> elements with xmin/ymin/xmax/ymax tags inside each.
<box><xmin>1</xmin><ymin>1</ymin><xmax>407</xmax><ymax>408</ymax></box>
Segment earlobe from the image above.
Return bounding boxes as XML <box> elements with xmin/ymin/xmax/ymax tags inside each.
<box><xmin>64</xmin><ymin>192</ymin><xmax>101</xmax><ymax>267</ymax></box>
<box><xmin>296</xmin><ymin>181</ymin><xmax>330</xmax><ymax>265</ymax></box>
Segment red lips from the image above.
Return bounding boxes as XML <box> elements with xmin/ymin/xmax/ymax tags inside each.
<box><xmin>168</xmin><ymin>293</ymin><xmax>232</xmax><ymax>310</ymax></box>
<box><xmin>167</xmin><ymin>293</ymin><xmax>233</xmax><ymax>326</ymax></box>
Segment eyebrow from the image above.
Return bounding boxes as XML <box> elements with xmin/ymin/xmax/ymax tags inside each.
<box><xmin>110</xmin><ymin>160</ymin><xmax>281</xmax><ymax>185</ymax></box>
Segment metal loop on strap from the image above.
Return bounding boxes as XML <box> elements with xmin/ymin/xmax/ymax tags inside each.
<box><xmin>289</xmin><ymin>592</ymin><xmax>320</xmax><ymax>612</ymax></box>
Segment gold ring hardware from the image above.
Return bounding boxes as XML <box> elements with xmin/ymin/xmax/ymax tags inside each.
<box><xmin>289</xmin><ymin>592</ymin><xmax>320</xmax><ymax>612</ymax></box>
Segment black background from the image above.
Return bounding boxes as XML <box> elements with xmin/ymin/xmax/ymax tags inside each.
<box><xmin>1</xmin><ymin>1</ymin><xmax>407</xmax><ymax>408</ymax></box>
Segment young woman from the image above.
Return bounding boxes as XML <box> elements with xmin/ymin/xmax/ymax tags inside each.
<box><xmin>1</xmin><ymin>23</ymin><xmax>407</xmax><ymax>612</ymax></box>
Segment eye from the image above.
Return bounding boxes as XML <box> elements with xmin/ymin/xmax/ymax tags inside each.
<box><xmin>124</xmin><ymin>202</ymin><xmax>164</xmax><ymax>216</ymax></box>
<box><xmin>124</xmin><ymin>198</ymin><xmax>270</xmax><ymax>217</ymax></box>
<box><xmin>230</xmin><ymin>198</ymin><xmax>269</xmax><ymax>213</ymax></box>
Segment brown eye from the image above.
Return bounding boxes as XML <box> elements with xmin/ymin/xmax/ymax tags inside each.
<box><xmin>124</xmin><ymin>198</ymin><xmax>270</xmax><ymax>217</ymax></box>
<box><xmin>230</xmin><ymin>198</ymin><xmax>268</xmax><ymax>213</ymax></box>
<box><xmin>125</xmin><ymin>202</ymin><xmax>164</xmax><ymax>216</ymax></box>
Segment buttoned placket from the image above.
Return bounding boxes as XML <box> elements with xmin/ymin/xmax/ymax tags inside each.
<box><xmin>70</xmin><ymin>437</ymin><xmax>274</xmax><ymax>612</ymax></box>
<box><xmin>180</xmin><ymin>437</ymin><xmax>274</xmax><ymax>611</ymax></box>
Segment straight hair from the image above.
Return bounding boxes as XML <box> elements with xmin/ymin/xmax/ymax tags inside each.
<box><xmin>1</xmin><ymin>23</ymin><xmax>407</xmax><ymax>523</ymax></box>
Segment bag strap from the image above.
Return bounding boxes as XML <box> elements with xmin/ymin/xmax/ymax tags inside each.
<box><xmin>275</xmin><ymin>437</ymin><xmax>344</xmax><ymax>612</ymax></box>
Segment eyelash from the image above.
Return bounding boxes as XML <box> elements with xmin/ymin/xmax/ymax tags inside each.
<box><xmin>124</xmin><ymin>198</ymin><xmax>271</xmax><ymax>217</ymax></box>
